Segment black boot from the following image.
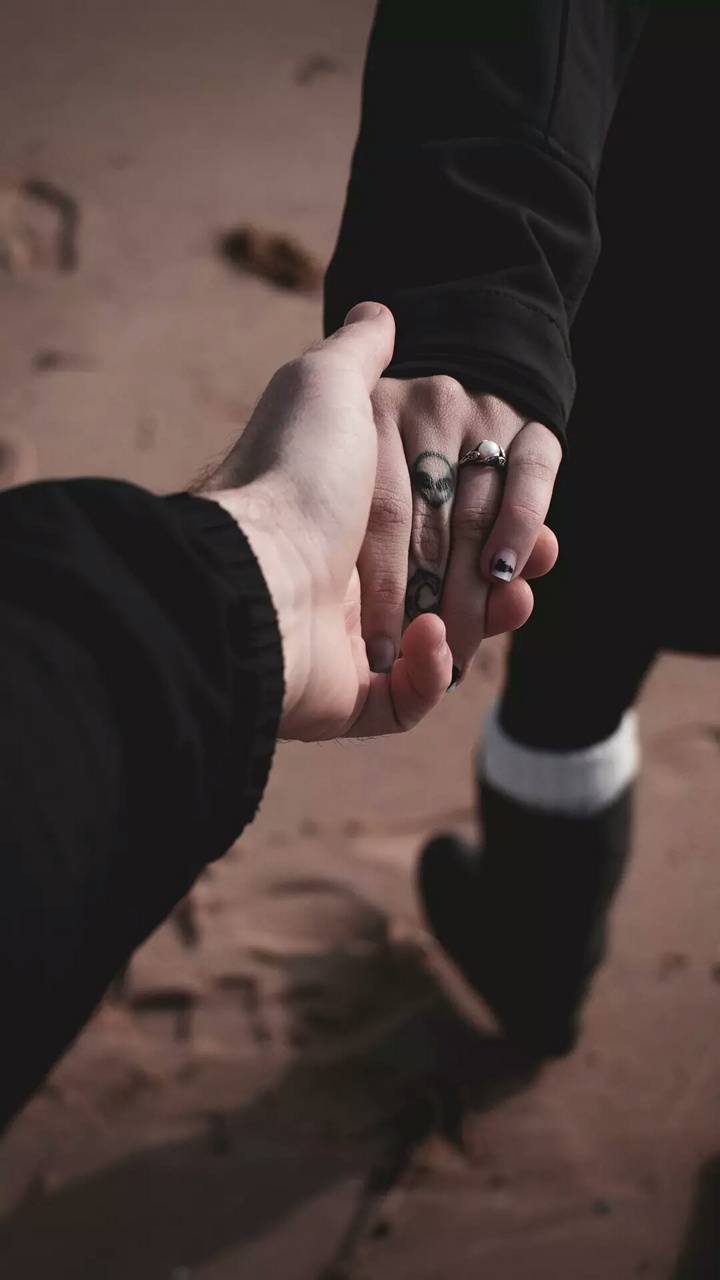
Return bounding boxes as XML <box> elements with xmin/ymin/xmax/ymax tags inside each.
<box><xmin>418</xmin><ymin>781</ymin><xmax>634</xmax><ymax>1057</ymax></box>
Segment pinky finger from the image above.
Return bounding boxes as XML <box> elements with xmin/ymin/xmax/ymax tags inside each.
<box><xmin>483</xmin><ymin>524</ymin><xmax>558</xmax><ymax>636</ymax></box>
<box><xmin>523</xmin><ymin>524</ymin><xmax>559</xmax><ymax>580</ymax></box>
<box><xmin>483</xmin><ymin>519</ymin><xmax>560</xmax><ymax>637</ymax></box>
<box><xmin>484</xmin><ymin>578</ymin><xmax>535</xmax><ymax>638</ymax></box>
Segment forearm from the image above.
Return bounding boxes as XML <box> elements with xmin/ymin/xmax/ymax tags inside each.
<box><xmin>0</xmin><ymin>481</ymin><xmax>283</xmax><ymax>1125</ymax></box>
<box><xmin>325</xmin><ymin>0</ymin><xmax>649</xmax><ymax>441</ymax></box>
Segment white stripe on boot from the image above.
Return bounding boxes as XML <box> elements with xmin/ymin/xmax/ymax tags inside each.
<box><xmin>478</xmin><ymin>704</ymin><xmax>640</xmax><ymax>817</ymax></box>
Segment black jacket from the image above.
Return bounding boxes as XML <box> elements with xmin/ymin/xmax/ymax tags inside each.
<box><xmin>0</xmin><ymin>482</ymin><xmax>283</xmax><ymax>1127</ymax></box>
<box><xmin>325</xmin><ymin>2</ymin><xmax>715</xmax><ymax>444</ymax></box>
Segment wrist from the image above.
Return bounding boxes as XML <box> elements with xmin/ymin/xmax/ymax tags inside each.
<box><xmin>200</xmin><ymin>484</ymin><xmax>313</xmax><ymax>722</ymax></box>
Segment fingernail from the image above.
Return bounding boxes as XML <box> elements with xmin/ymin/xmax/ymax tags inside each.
<box><xmin>367</xmin><ymin>634</ymin><xmax>396</xmax><ymax>673</ymax></box>
<box><xmin>491</xmin><ymin>549</ymin><xmax>517</xmax><ymax>582</ymax></box>
<box><xmin>344</xmin><ymin>302</ymin><xmax>383</xmax><ymax>325</ymax></box>
<box><xmin>447</xmin><ymin>664</ymin><xmax>461</xmax><ymax>692</ymax></box>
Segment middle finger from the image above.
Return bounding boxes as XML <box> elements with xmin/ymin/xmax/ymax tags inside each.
<box><xmin>404</xmin><ymin>442</ymin><xmax>459</xmax><ymax>624</ymax></box>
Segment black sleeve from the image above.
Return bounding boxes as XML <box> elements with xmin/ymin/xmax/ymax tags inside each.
<box><xmin>324</xmin><ymin>0</ymin><xmax>649</xmax><ymax>442</ymax></box>
<box><xmin>0</xmin><ymin>480</ymin><xmax>284</xmax><ymax>1127</ymax></box>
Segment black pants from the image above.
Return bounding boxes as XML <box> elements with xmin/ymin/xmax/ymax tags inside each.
<box><xmin>496</xmin><ymin>9</ymin><xmax>720</xmax><ymax>756</ymax></box>
<box><xmin>499</xmin><ymin>255</ymin><xmax>718</xmax><ymax>753</ymax></box>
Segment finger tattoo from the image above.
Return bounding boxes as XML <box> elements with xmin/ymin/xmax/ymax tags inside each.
<box><xmin>410</xmin><ymin>451</ymin><xmax>457</xmax><ymax>509</ymax></box>
<box><xmin>405</xmin><ymin>567</ymin><xmax>443</xmax><ymax>621</ymax></box>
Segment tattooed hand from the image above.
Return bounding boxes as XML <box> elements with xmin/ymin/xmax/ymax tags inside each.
<box><xmin>203</xmin><ymin>305</ymin><xmax>558</xmax><ymax>739</ymax></box>
<box><xmin>360</xmin><ymin>377</ymin><xmax>562</xmax><ymax>681</ymax></box>
<box><xmin>201</xmin><ymin>304</ymin><xmax>457</xmax><ymax>741</ymax></box>
<box><xmin>405</xmin><ymin>567</ymin><xmax>443</xmax><ymax>621</ymax></box>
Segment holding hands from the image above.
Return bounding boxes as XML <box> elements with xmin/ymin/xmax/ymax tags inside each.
<box><xmin>204</xmin><ymin>304</ymin><xmax>558</xmax><ymax>742</ymax></box>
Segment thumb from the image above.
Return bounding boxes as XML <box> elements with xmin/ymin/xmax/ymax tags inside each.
<box><xmin>320</xmin><ymin>302</ymin><xmax>396</xmax><ymax>391</ymax></box>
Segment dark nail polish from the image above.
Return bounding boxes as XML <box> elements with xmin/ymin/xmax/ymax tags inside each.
<box><xmin>447</xmin><ymin>663</ymin><xmax>461</xmax><ymax>692</ymax></box>
<box><xmin>367</xmin><ymin>634</ymin><xmax>396</xmax><ymax>674</ymax></box>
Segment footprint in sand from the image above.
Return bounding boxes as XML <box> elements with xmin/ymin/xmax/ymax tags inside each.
<box><xmin>0</xmin><ymin>178</ymin><xmax>79</xmax><ymax>275</ymax></box>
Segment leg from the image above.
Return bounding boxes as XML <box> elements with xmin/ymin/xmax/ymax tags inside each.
<box><xmin>419</xmin><ymin>447</ymin><xmax>658</xmax><ymax>1056</ymax></box>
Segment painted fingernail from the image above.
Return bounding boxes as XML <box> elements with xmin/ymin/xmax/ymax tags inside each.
<box><xmin>367</xmin><ymin>634</ymin><xmax>396</xmax><ymax>673</ymax></box>
<box><xmin>447</xmin><ymin>664</ymin><xmax>461</xmax><ymax>692</ymax></box>
<box><xmin>491</xmin><ymin>549</ymin><xmax>517</xmax><ymax>582</ymax></box>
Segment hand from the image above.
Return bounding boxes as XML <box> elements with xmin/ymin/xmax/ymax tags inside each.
<box><xmin>201</xmin><ymin>307</ymin><xmax>557</xmax><ymax>739</ymax></box>
<box><xmin>200</xmin><ymin>303</ymin><xmax>457</xmax><ymax>741</ymax></box>
<box><xmin>360</xmin><ymin>378</ymin><xmax>562</xmax><ymax>681</ymax></box>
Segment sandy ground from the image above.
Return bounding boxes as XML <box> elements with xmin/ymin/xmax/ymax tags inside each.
<box><xmin>1</xmin><ymin>2</ymin><xmax>719</xmax><ymax>1277</ymax></box>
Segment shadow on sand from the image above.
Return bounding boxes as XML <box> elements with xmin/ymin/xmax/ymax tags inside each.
<box><xmin>0</xmin><ymin>953</ymin><xmax>539</xmax><ymax>1280</ymax></box>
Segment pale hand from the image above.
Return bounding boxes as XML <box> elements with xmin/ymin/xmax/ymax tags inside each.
<box><xmin>201</xmin><ymin>305</ymin><xmax>557</xmax><ymax>740</ymax></box>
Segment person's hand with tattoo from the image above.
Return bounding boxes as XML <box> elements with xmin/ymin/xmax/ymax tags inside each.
<box><xmin>202</xmin><ymin>304</ymin><xmax>554</xmax><ymax>739</ymax></box>
<box><xmin>361</xmin><ymin>378</ymin><xmax>563</xmax><ymax>683</ymax></box>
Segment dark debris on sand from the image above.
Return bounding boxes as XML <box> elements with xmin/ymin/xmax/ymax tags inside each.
<box><xmin>217</xmin><ymin>224</ymin><xmax>322</xmax><ymax>293</ymax></box>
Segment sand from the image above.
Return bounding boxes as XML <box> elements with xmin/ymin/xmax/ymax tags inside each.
<box><xmin>0</xmin><ymin>2</ymin><xmax>718</xmax><ymax>1277</ymax></box>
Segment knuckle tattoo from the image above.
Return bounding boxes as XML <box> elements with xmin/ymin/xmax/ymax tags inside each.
<box><xmin>405</xmin><ymin>567</ymin><xmax>443</xmax><ymax>621</ymax></box>
<box><xmin>410</xmin><ymin>451</ymin><xmax>457</xmax><ymax>509</ymax></box>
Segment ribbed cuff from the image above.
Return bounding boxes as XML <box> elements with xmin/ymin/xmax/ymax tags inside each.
<box><xmin>386</xmin><ymin>287</ymin><xmax>574</xmax><ymax>447</ymax></box>
<box><xmin>164</xmin><ymin>492</ymin><xmax>284</xmax><ymax>831</ymax></box>
<box><xmin>478</xmin><ymin>703</ymin><xmax>640</xmax><ymax>817</ymax></box>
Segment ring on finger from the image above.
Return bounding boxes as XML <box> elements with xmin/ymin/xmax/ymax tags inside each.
<box><xmin>458</xmin><ymin>439</ymin><xmax>507</xmax><ymax>470</ymax></box>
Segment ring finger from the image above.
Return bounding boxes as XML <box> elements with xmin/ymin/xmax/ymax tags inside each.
<box><xmin>440</xmin><ymin>434</ymin><xmax>514</xmax><ymax>677</ymax></box>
